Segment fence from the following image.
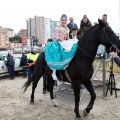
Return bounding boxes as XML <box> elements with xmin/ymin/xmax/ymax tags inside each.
<box><xmin>93</xmin><ymin>59</ymin><xmax>120</xmax><ymax>73</ymax></box>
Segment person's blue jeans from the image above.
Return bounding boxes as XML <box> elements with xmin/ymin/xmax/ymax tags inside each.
<box><xmin>23</xmin><ymin>67</ymin><xmax>27</xmax><ymax>76</ymax></box>
<box><xmin>28</xmin><ymin>66</ymin><xmax>34</xmax><ymax>80</ymax></box>
<box><xmin>43</xmin><ymin>73</ymin><xmax>48</xmax><ymax>92</ymax></box>
<box><xmin>7</xmin><ymin>65</ymin><xmax>14</xmax><ymax>79</ymax></box>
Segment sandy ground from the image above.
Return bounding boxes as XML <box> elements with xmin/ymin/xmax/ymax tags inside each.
<box><xmin>0</xmin><ymin>73</ymin><xmax>120</xmax><ymax>120</ymax></box>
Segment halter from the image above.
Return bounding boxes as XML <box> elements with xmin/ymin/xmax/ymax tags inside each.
<box><xmin>102</xmin><ymin>25</ymin><xmax>118</xmax><ymax>52</ymax></box>
<box><xmin>78</xmin><ymin>25</ymin><xmax>118</xmax><ymax>59</ymax></box>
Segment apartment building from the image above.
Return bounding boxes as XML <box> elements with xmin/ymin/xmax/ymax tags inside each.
<box><xmin>0</xmin><ymin>27</ymin><xmax>9</xmax><ymax>49</ymax></box>
<box><xmin>27</xmin><ymin>16</ymin><xmax>46</xmax><ymax>45</ymax></box>
<box><xmin>27</xmin><ymin>16</ymin><xmax>60</xmax><ymax>45</ymax></box>
<box><xmin>17</xmin><ymin>29</ymin><xmax>27</xmax><ymax>37</ymax></box>
<box><xmin>45</xmin><ymin>18</ymin><xmax>52</xmax><ymax>42</ymax></box>
<box><xmin>51</xmin><ymin>21</ymin><xmax>60</xmax><ymax>40</ymax></box>
<box><xmin>8</xmin><ymin>28</ymin><xmax>15</xmax><ymax>38</ymax></box>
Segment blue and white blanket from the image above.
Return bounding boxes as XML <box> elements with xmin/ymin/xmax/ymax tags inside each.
<box><xmin>45</xmin><ymin>38</ymin><xmax>78</xmax><ymax>70</ymax></box>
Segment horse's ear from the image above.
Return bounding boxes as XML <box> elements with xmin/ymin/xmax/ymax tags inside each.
<box><xmin>98</xmin><ymin>18</ymin><xmax>104</xmax><ymax>27</ymax></box>
<box><xmin>98</xmin><ymin>18</ymin><xmax>102</xmax><ymax>24</ymax></box>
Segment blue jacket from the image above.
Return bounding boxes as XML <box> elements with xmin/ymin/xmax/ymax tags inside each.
<box><xmin>114</xmin><ymin>57</ymin><xmax>120</xmax><ymax>67</ymax></box>
<box><xmin>5</xmin><ymin>55</ymin><xmax>15</xmax><ymax>66</ymax></box>
<box><xmin>20</xmin><ymin>54</ymin><xmax>27</xmax><ymax>67</ymax></box>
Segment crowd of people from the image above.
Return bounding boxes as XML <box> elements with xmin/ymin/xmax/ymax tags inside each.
<box><xmin>4</xmin><ymin>13</ymin><xmax>120</xmax><ymax>94</ymax></box>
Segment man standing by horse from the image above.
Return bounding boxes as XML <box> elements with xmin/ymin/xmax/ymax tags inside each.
<box><xmin>4</xmin><ymin>51</ymin><xmax>15</xmax><ymax>80</ymax></box>
<box><xmin>27</xmin><ymin>47</ymin><xmax>39</xmax><ymax>80</ymax></box>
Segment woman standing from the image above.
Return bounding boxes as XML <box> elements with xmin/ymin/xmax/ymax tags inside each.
<box><xmin>45</xmin><ymin>14</ymin><xmax>78</xmax><ymax>80</ymax></box>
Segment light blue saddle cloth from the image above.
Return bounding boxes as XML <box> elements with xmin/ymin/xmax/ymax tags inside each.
<box><xmin>45</xmin><ymin>40</ymin><xmax>78</xmax><ymax>70</ymax></box>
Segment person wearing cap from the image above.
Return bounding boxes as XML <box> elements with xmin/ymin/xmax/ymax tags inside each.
<box><xmin>4</xmin><ymin>52</ymin><xmax>15</xmax><ymax>80</ymax></box>
<box><xmin>67</xmin><ymin>17</ymin><xmax>78</xmax><ymax>39</ymax></box>
<box><xmin>27</xmin><ymin>48</ymin><xmax>39</xmax><ymax>80</ymax></box>
<box><xmin>20</xmin><ymin>51</ymin><xmax>27</xmax><ymax>78</ymax></box>
<box><xmin>79</xmin><ymin>15</ymin><xmax>92</xmax><ymax>38</ymax></box>
<box><xmin>109</xmin><ymin>52</ymin><xmax>120</xmax><ymax>67</ymax></box>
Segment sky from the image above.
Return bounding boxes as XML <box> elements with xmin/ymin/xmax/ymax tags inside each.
<box><xmin>0</xmin><ymin>0</ymin><xmax>120</xmax><ymax>33</ymax></box>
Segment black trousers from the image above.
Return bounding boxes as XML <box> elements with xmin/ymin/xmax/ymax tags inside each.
<box><xmin>43</xmin><ymin>73</ymin><xmax>55</xmax><ymax>92</ymax></box>
<box><xmin>7</xmin><ymin>65</ymin><xmax>14</xmax><ymax>79</ymax></box>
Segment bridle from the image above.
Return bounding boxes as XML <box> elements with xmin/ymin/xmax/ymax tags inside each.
<box><xmin>78</xmin><ymin>25</ymin><xmax>118</xmax><ymax>59</ymax></box>
<box><xmin>102</xmin><ymin>25</ymin><xmax>119</xmax><ymax>52</ymax></box>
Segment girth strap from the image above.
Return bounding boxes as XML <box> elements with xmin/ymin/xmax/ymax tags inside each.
<box><xmin>64</xmin><ymin>69</ymin><xmax>72</xmax><ymax>82</ymax></box>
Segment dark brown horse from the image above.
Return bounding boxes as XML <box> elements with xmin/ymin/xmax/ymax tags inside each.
<box><xmin>23</xmin><ymin>19</ymin><xmax>119</xmax><ymax>119</ymax></box>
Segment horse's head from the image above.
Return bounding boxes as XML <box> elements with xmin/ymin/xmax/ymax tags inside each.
<box><xmin>97</xmin><ymin>19</ymin><xmax>119</xmax><ymax>53</ymax></box>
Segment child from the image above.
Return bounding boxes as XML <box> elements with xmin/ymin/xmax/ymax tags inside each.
<box><xmin>71</xmin><ymin>27</ymin><xmax>78</xmax><ymax>39</ymax></box>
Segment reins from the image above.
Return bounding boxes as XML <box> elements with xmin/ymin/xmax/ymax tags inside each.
<box><xmin>77</xmin><ymin>25</ymin><xmax>118</xmax><ymax>59</ymax></box>
<box><xmin>77</xmin><ymin>45</ymin><xmax>95</xmax><ymax>59</ymax></box>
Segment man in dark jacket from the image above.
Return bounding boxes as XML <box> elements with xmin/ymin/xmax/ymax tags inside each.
<box><xmin>5</xmin><ymin>52</ymin><xmax>15</xmax><ymax>80</ymax></box>
<box><xmin>67</xmin><ymin>17</ymin><xmax>78</xmax><ymax>39</ymax></box>
<box><xmin>20</xmin><ymin>51</ymin><xmax>27</xmax><ymax>78</ymax></box>
<box><xmin>109</xmin><ymin>52</ymin><xmax>120</xmax><ymax>67</ymax></box>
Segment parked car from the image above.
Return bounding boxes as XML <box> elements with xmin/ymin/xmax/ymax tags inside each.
<box><xmin>0</xmin><ymin>52</ymin><xmax>22</xmax><ymax>74</ymax></box>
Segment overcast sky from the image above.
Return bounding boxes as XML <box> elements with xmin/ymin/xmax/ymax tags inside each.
<box><xmin>0</xmin><ymin>0</ymin><xmax>120</xmax><ymax>33</ymax></box>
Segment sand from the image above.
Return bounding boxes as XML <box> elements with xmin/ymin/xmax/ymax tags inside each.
<box><xmin>0</xmin><ymin>73</ymin><xmax>120</xmax><ymax>120</ymax></box>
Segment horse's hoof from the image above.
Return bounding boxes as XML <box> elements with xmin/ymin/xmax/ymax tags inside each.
<box><xmin>83</xmin><ymin>109</ymin><xmax>88</xmax><ymax>116</ymax></box>
<box><xmin>75</xmin><ymin>117</ymin><xmax>81</xmax><ymax>120</ymax></box>
<box><xmin>51</xmin><ymin>99</ymin><xmax>58</xmax><ymax>107</ymax></box>
<box><xmin>30</xmin><ymin>101</ymin><xmax>34</xmax><ymax>105</ymax></box>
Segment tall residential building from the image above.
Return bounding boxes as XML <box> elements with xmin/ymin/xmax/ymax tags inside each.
<box><xmin>27</xmin><ymin>16</ymin><xmax>60</xmax><ymax>45</ymax></box>
<box><xmin>0</xmin><ymin>27</ymin><xmax>9</xmax><ymax>49</ymax></box>
<box><xmin>27</xmin><ymin>16</ymin><xmax>46</xmax><ymax>45</ymax></box>
<box><xmin>17</xmin><ymin>29</ymin><xmax>27</xmax><ymax>37</ymax></box>
<box><xmin>45</xmin><ymin>18</ymin><xmax>52</xmax><ymax>42</ymax></box>
<box><xmin>51</xmin><ymin>21</ymin><xmax>60</xmax><ymax>40</ymax></box>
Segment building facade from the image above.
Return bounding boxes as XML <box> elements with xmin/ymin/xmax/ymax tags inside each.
<box><xmin>0</xmin><ymin>27</ymin><xmax>9</xmax><ymax>49</ymax></box>
<box><xmin>17</xmin><ymin>29</ymin><xmax>27</xmax><ymax>37</ymax></box>
<box><xmin>8</xmin><ymin>28</ymin><xmax>15</xmax><ymax>38</ymax></box>
<box><xmin>27</xmin><ymin>16</ymin><xmax>60</xmax><ymax>45</ymax></box>
<box><xmin>51</xmin><ymin>21</ymin><xmax>60</xmax><ymax>40</ymax></box>
<box><xmin>45</xmin><ymin>18</ymin><xmax>52</xmax><ymax>43</ymax></box>
<box><xmin>27</xmin><ymin>16</ymin><xmax>46</xmax><ymax>45</ymax></box>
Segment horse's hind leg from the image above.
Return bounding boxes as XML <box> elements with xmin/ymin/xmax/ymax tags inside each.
<box><xmin>30</xmin><ymin>71</ymin><xmax>44</xmax><ymax>103</ymax></box>
<box><xmin>30</xmin><ymin>53</ymin><xmax>46</xmax><ymax>103</ymax></box>
<box><xmin>72</xmin><ymin>81</ymin><xmax>81</xmax><ymax>119</ymax></box>
<box><xmin>83</xmin><ymin>80</ymin><xmax>96</xmax><ymax>116</ymax></box>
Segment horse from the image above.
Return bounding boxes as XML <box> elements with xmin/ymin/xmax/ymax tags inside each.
<box><xmin>23</xmin><ymin>19</ymin><xmax>119</xmax><ymax>119</ymax></box>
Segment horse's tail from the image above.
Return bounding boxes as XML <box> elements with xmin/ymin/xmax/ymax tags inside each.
<box><xmin>23</xmin><ymin>53</ymin><xmax>46</xmax><ymax>92</ymax></box>
<box><xmin>23</xmin><ymin>74</ymin><xmax>34</xmax><ymax>92</ymax></box>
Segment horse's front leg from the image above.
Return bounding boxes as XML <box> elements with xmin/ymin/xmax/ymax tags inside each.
<box><xmin>73</xmin><ymin>82</ymin><xmax>81</xmax><ymax>119</ymax></box>
<box><xmin>83</xmin><ymin>80</ymin><xmax>96</xmax><ymax>116</ymax></box>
